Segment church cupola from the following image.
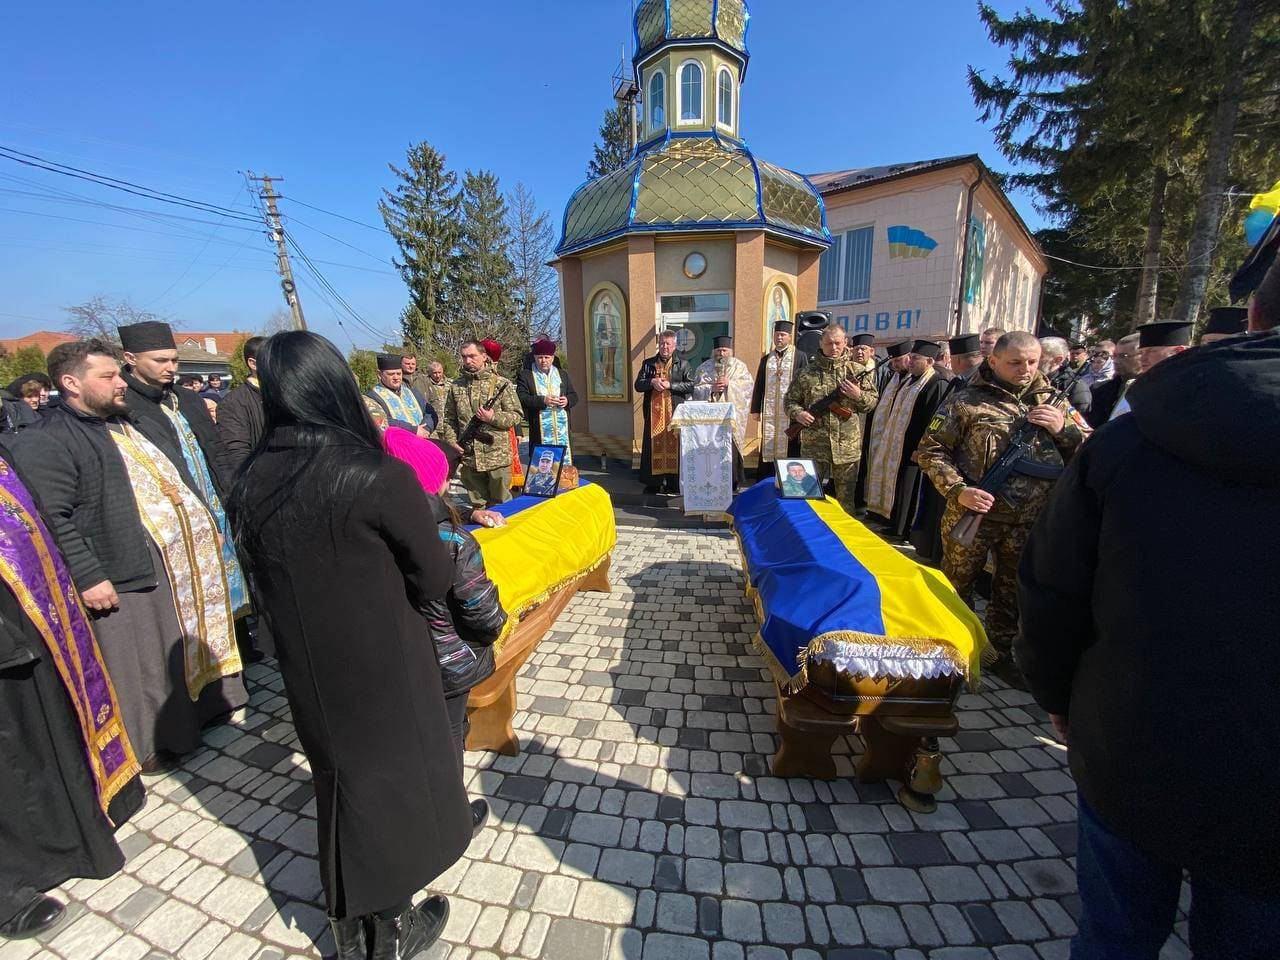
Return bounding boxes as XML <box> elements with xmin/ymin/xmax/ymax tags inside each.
<box><xmin>633</xmin><ymin>0</ymin><xmax>749</xmax><ymax>142</ymax></box>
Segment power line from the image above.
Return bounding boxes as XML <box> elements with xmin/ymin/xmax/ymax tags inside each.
<box><xmin>284</xmin><ymin>229</ymin><xmax>397</xmax><ymax>344</ymax></box>
<box><xmin>0</xmin><ymin>183</ymin><xmax>263</xmax><ymax>232</ymax></box>
<box><xmin>277</xmin><ymin>195</ymin><xmax>387</xmax><ymax>233</ymax></box>
<box><xmin>284</xmin><ymin>213</ymin><xmax>394</xmax><ymax>265</ymax></box>
<box><xmin>147</xmin><ymin>182</ymin><xmax>250</xmax><ymax>309</ymax></box>
<box><xmin>0</xmin><ymin>145</ymin><xmax>260</xmax><ymax>222</ymax></box>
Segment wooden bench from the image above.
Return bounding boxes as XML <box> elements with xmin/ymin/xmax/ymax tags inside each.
<box><xmin>772</xmin><ymin>658</ymin><xmax>961</xmax><ymax>811</ymax></box>
<box><xmin>465</xmin><ymin>558</ymin><xmax>611</xmax><ymax>756</ymax></box>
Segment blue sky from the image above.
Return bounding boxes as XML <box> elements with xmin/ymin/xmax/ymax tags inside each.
<box><xmin>0</xmin><ymin>0</ymin><xmax>1048</xmax><ymax>348</ymax></box>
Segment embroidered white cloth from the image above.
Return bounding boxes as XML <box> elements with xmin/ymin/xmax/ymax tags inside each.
<box><xmin>670</xmin><ymin>401</ymin><xmax>737</xmax><ymax>515</ymax></box>
<box><xmin>810</xmin><ymin>641</ymin><xmax>963</xmax><ymax>681</ymax></box>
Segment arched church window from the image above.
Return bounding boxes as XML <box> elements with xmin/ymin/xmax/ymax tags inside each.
<box><xmin>649</xmin><ymin>71</ymin><xmax>666</xmax><ymax>129</ymax></box>
<box><xmin>679</xmin><ymin>61</ymin><xmax>703</xmax><ymax>123</ymax></box>
<box><xmin>717</xmin><ymin>69</ymin><xmax>734</xmax><ymax>128</ymax></box>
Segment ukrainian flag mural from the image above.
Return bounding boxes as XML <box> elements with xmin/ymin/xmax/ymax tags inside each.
<box><xmin>887</xmin><ymin>225</ymin><xmax>938</xmax><ymax>260</ymax></box>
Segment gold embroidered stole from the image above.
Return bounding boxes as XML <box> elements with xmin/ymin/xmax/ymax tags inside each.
<box><xmin>867</xmin><ymin>367</ymin><xmax>936</xmax><ymax>517</ymax></box>
<box><xmin>649</xmin><ymin>358</ymin><xmax>678</xmax><ymax>474</ymax></box>
<box><xmin>109</xmin><ymin>425</ymin><xmax>240</xmax><ymax>700</ymax></box>
<box><xmin>761</xmin><ymin>347</ymin><xmax>796</xmax><ymax>462</ymax></box>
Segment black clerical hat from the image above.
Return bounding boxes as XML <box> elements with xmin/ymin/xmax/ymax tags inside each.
<box><xmin>849</xmin><ymin>333</ymin><xmax>875</xmax><ymax>347</ymax></box>
<box><xmin>376</xmin><ymin>354</ymin><xmax>403</xmax><ymax>371</ymax></box>
<box><xmin>118</xmin><ymin>321</ymin><xmax>176</xmax><ymax>353</ymax></box>
<box><xmin>1204</xmin><ymin>306</ymin><xmax>1248</xmax><ymax>337</ymax></box>
<box><xmin>773</xmin><ymin>321</ymin><xmax>794</xmax><ymax>333</ymax></box>
<box><xmin>949</xmin><ymin>333</ymin><xmax>981</xmax><ymax>355</ymax></box>
<box><xmin>911</xmin><ymin>340</ymin><xmax>942</xmax><ymax>359</ymax></box>
<box><xmin>886</xmin><ymin>339</ymin><xmax>913</xmax><ymax>358</ymax></box>
<box><xmin>713</xmin><ymin>335</ymin><xmax>733</xmax><ymax>349</ymax></box>
<box><xmin>1137</xmin><ymin>320</ymin><xmax>1193</xmax><ymax>348</ymax></box>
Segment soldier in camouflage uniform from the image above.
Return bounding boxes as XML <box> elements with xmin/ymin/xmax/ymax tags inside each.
<box><xmin>439</xmin><ymin>340</ymin><xmax>523</xmax><ymax>507</ymax></box>
<box><xmin>917</xmin><ymin>331</ymin><xmax>1088</xmax><ymax>672</ymax></box>
<box><xmin>784</xmin><ymin>325</ymin><xmax>878</xmax><ymax>514</ymax></box>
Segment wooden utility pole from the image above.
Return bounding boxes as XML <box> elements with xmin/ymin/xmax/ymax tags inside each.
<box><xmin>248</xmin><ymin>172</ymin><xmax>306</xmax><ymax>330</ymax></box>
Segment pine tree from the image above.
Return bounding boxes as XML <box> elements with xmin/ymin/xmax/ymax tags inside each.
<box><xmin>969</xmin><ymin>0</ymin><xmax>1279</xmax><ymax>331</ymax></box>
<box><xmin>508</xmin><ymin>182</ymin><xmax>560</xmax><ymax>344</ymax></box>
<box><xmin>453</xmin><ymin>170</ymin><xmax>517</xmax><ymax>350</ymax></box>
<box><xmin>378</xmin><ymin>142</ymin><xmax>460</xmax><ymax>352</ymax></box>
<box><xmin>587</xmin><ymin>103</ymin><xmax>633</xmax><ymax>179</ymax></box>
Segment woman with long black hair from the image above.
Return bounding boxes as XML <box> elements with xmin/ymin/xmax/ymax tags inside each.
<box><xmin>227</xmin><ymin>331</ymin><xmax>470</xmax><ymax>960</ymax></box>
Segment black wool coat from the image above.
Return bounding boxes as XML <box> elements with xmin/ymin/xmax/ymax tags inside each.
<box><xmin>231</xmin><ymin>436</ymin><xmax>471</xmax><ymax>917</ymax></box>
<box><xmin>122</xmin><ymin>372</ymin><xmax>233</xmax><ymax>499</ymax></box>
<box><xmin>1017</xmin><ymin>332</ymin><xmax>1280</xmax><ymax>896</ymax></box>
<box><xmin>217</xmin><ymin>381</ymin><xmax>265</xmax><ymax>478</ymax></box>
<box><xmin>1084</xmin><ymin>376</ymin><xmax>1128</xmax><ymax>429</ymax></box>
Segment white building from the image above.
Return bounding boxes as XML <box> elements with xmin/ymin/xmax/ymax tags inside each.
<box><xmin>809</xmin><ymin>155</ymin><xmax>1047</xmax><ymax>343</ymax></box>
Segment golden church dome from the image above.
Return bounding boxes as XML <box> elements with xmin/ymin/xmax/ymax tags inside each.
<box><xmin>634</xmin><ymin>0</ymin><xmax>749</xmax><ymax>66</ymax></box>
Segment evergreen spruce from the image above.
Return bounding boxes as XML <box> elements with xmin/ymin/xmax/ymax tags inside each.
<box><xmin>378</xmin><ymin>142</ymin><xmax>460</xmax><ymax>353</ymax></box>
<box><xmin>587</xmin><ymin>103</ymin><xmax>634</xmax><ymax>179</ymax></box>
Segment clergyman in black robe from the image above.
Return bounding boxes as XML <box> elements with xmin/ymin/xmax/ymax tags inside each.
<box><xmin>0</xmin><ymin>449</ymin><xmax>143</xmax><ymax>940</ymax></box>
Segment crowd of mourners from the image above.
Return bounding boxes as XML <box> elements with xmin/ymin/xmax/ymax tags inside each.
<box><xmin>1</xmin><ymin>242</ymin><xmax>1278</xmax><ymax>957</ymax></box>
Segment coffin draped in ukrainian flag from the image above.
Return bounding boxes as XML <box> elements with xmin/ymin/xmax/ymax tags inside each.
<box><xmin>470</xmin><ymin>482</ymin><xmax>616</xmax><ymax>652</ymax></box>
<box><xmin>728</xmin><ymin>481</ymin><xmax>986</xmax><ymax>691</ymax></box>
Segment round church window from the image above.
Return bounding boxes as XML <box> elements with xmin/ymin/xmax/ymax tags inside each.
<box><xmin>683</xmin><ymin>252</ymin><xmax>707</xmax><ymax>279</ymax></box>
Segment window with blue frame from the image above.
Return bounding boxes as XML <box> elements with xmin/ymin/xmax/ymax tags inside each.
<box><xmin>817</xmin><ymin>226</ymin><xmax>874</xmax><ymax>303</ymax></box>
<box><xmin>842</xmin><ymin>226</ymin><xmax>874</xmax><ymax>302</ymax></box>
<box><xmin>818</xmin><ymin>234</ymin><xmax>843</xmax><ymax>303</ymax></box>
<box><xmin>649</xmin><ymin>71</ymin><xmax>666</xmax><ymax>129</ymax></box>
<box><xmin>680</xmin><ymin>61</ymin><xmax>703</xmax><ymax>122</ymax></box>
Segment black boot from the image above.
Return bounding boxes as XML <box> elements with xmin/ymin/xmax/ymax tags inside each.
<box><xmin>328</xmin><ymin>915</ymin><xmax>367</xmax><ymax>960</ymax></box>
<box><xmin>0</xmin><ymin>894</ymin><xmax>65</xmax><ymax>940</ymax></box>
<box><xmin>368</xmin><ymin>897</ymin><xmax>449</xmax><ymax>960</ymax></box>
<box><xmin>471</xmin><ymin>798</ymin><xmax>488</xmax><ymax>837</ymax></box>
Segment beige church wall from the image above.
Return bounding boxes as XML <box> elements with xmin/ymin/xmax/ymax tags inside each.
<box><xmin>557</xmin><ymin>258</ymin><xmax>587</xmax><ymax>433</ymax></box>
<box><xmin>653</xmin><ymin>236</ymin><xmax>736</xmax><ymax>300</ymax></box>
<box><xmin>820</xmin><ymin>175</ymin><xmax>968</xmax><ymax>343</ymax></box>
<box><xmin>627</xmin><ymin>235</ymin><xmax>657</xmax><ymax>458</ymax></box>
<box><xmin>958</xmin><ymin>185</ymin><xmax>1047</xmax><ymax>335</ymax></box>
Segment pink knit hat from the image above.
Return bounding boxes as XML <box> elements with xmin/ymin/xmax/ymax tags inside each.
<box><xmin>383</xmin><ymin>428</ymin><xmax>451</xmax><ymax>494</ymax></box>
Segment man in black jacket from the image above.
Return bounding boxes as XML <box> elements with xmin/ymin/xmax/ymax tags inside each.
<box><xmin>218</xmin><ymin>335</ymin><xmax>266</xmax><ymax>477</ymax></box>
<box><xmin>1085</xmin><ymin>333</ymin><xmax>1139</xmax><ymax>428</ymax></box>
<box><xmin>1017</xmin><ymin>304</ymin><xmax>1280</xmax><ymax>952</ymax></box>
<box><xmin>118</xmin><ymin>321</ymin><xmax>232</xmax><ymax>499</ymax></box>
<box><xmin>515</xmin><ymin>339</ymin><xmax>578</xmax><ymax>450</ymax></box>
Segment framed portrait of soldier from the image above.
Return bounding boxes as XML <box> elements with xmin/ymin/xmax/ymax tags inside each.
<box><xmin>523</xmin><ymin>445</ymin><xmax>567</xmax><ymax>499</ymax></box>
<box><xmin>776</xmin><ymin>458</ymin><xmax>823</xmax><ymax>500</ymax></box>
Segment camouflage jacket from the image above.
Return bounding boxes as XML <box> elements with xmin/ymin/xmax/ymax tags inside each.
<box><xmin>917</xmin><ymin>365</ymin><xmax>1087</xmax><ymax>524</ymax></box>
<box><xmin>784</xmin><ymin>353</ymin><xmax>878</xmax><ymax>464</ymax></box>
<box><xmin>439</xmin><ymin>370</ymin><xmax>522</xmax><ymax>472</ymax></box>
<box><xmin>407</xmin><ymin>372</ymin><xmax>449</xmax><ymax>421</ymax></box>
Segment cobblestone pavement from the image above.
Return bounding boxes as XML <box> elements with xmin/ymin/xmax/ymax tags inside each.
<box><xmin>7</xmin><ymin>527</ymin><xmax>1192</xmax><ymax>960</ymax></box>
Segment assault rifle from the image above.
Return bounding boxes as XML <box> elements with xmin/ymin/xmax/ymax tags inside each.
<box><xmin>458</xmin><ymin>381</ymin><xmax>511</xmax><ymax>453</ymax></box>
<box><xmin>786</xmin><ymin>356</ymin><xmax>889</xmax><ymax>441</ymax></box>
<box><xmin>946</xmin><ymin>364</ymin><xmax>1087</xmax><ymax>548</ymax></box>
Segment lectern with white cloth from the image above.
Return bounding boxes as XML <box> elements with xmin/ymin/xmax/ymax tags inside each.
<box><xmin>669</xmin><ymin>400</ymin><xmax>737</xmax><ymax>514</ymax></box>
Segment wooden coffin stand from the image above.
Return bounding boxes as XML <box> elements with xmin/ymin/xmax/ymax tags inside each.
<box><xmin>772</xmin><ymin>655</ymin><xmax>961</xmax><ymax>811</ymax></box>
<box><xmin>464</xmin><ymin>557</ymin><xmax>611</xmax><ymax>756</ymax></box>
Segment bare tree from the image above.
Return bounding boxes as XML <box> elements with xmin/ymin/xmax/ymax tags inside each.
<box><xmin>507</xmin><ymin>182</ymin><xmax>561</xmax><ymax>344</ymax></box>
<box><xmin>63</xmin><ymin>295</ymin><xmax>165</xmax><ymax>343</ymax></box>
<box><xmin>262</xmin><ymin>307</ymin><xmax>294</xmax><ymax>335</ymax></box>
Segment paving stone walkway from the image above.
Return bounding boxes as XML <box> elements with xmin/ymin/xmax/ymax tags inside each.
<box><xmin>4</xmin><ymin>527</ymin><xmax>1191</xmax><ymax>960</ymax></box>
